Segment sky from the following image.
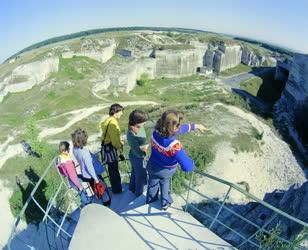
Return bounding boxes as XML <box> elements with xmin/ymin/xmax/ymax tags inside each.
<box><xmin>1</xmin><ymin>0</ymin><xmax>308</xmax><ymax>63</ymax></box>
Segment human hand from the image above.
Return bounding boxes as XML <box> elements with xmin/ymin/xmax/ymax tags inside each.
<box><xmin>120</xmin><ymin>135</ymin><xmax>126</xmax><ymax>145</ymax></box>
<box><xmin>195</xmin><ymin>124</ymin><xmax>209</xmax><ymax>133</ymax></box>
<box><xmin>140</xmin><ymin>144</ymin><xmax>149</xmax><ymax>153</ymax></box>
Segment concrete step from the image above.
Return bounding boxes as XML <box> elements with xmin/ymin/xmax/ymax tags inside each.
<box><xmin>120</xmin><ymin>200</ymin><xmax>236</xmax><ymax>249</ymax></box>
<box><xmin>109</xmin><ymin>188</ymin><xmax>137</xmax><ymax>213</ymax></box>
<box><xmin>69</xmin><ymin>204</ymin><xmax>149</xmax><ymax>250</ymax></box>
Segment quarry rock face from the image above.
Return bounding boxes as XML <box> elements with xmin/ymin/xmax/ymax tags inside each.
<box><xmin>241</xmin><ymin>47</ymin><xmax>265</xmax><ymax>66</ymax></box>
<box><xmin>154</xmin><ymin>48</ymin><xmax>204</xmax><ymax>78</ymax></box>
<box><xmin>213</xmin><ymin>44</ymin><xmax>242</xmax><ymax>72</ymax></box>
<box><xmin>275</xmin><ymin>59</ymin><xmax>292</xmax><ymax>82</ymax></box>
<box><xmin>274</xmin><ymin>53</ymin><xmax>308</xmax><ymax>160</ymax></box>
<box><xmin>0</xmin><ymin>57</ymin><xmax>59</xmax><ymax>102</ymax></box>
<box><xmin>93</xmin><ymin>57</ymin><xmax>156</xmax><ymax>93</ymax></box>
<box><xmin>62</xmin><ymin>41</ymin><xmax>116</xmax><ymax>63</ymax></box>
<box><xmin>204</xmin><ymin>44</ymin><xmax>242</xmax><ymax>72</ymax></box>
<box><xmin>204</xmin><ymin>47</ymin><xmax>216</xmax><ymax>68</ymax></box>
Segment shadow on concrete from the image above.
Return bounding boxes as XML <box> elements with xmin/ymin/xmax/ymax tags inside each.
<box><xmin>121</xmin><ymin>200</ymin><xmax>234</xmax><ymax>249</ymax></box>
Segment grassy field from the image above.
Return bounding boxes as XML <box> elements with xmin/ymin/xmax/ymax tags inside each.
<box><xmin>0</xmin><ymin>81</ymin><xmax>102</xmax><ymax>138</ymax></box>
<box><xmin>57</xmin><ymin>55</ymin><xmax>103</xmax><ymax>80</ymax></box>
<box><xmin>240</xmin><ymin>76</ymin><xmax>263</xmax><ymax>96</ymax></box>
<box><xmin>0</xmin><ymin>76</ymin><xmax>267</xmax><ymax>226</ymax></box>
<box><xmin>0</xmin><ymin>30</ymin><xmax>280</xmax><ymax>224</ymax></box>
<box><xmin>221</xmin><ymin>63</ymin><xmax>252</xmax><ymax>77</ymax></box>
<box><xmin>238</xmin><ymin>69</ymin><xmax>285</xmax><ymax>104</ymax></box>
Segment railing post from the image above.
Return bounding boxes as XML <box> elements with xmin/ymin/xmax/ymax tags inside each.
<box><xmin>185</xmin><ymin>172</ymin><xmax>194</xmax><ymax>212</ymax></box>
<box><xmin>43</xmin><ymin>180</ymin><xmax>64</xmax><ymax>222</ymax></box>
<box><xmin>209</xmin><ymin>186</ymin><xmax>232</xmax><ymax>229</ymax></box>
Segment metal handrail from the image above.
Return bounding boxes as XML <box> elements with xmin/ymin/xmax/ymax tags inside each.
<box><xmin>174</xmin><ymin>170</ymin><xmax>308</xmax><ymax>249</ymax></box>
<box><xmin>7</xmin><ymin>152</ymin><xmax>131</xmax><ymax>250</ymax></box>
<box><xmin>195</xmin><ymin>170</ymin><xmax>308</xmax><ymax>228</ymax></box>
<box><xmin>7</xmin><ymin>153</ymin><xmax>308</xmax><ymax>250</ymax></box>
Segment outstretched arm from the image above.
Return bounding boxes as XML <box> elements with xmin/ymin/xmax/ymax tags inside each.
<box><xmin>176</xmin><ymin>123</ymin><xmax>209</xmax><ymax>135</ymax></box>
<box><xmin>175</xmin><ymin>149</ymin><xmax>195</xmax><ymax>172</ymax></box>
<box><xmin>175</xmin><ymin>123</ymin><xmax>196</xmax><ymax>135</ymax></box>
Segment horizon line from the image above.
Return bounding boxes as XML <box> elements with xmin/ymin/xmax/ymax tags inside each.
<box><xmin>2</xmin><ymin>25</ymin><xmax>300</xmax><ymax>63</ymax></box>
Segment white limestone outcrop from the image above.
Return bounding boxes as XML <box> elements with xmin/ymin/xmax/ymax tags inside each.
<box><xmin>0</xmin><ymin>57</ymin><xmax>59</xmax><ymax>103</ymax></box>
<box><xmin>154</xmin><ymin>48</ymin><xmax>205</xmax><ymax>78</ymax></box>
<box><xmin>213</xmin><ymin>44</ymin><xmax>242</xmax><ymax>72</ymax></box>
<box><xmin>93</xmin><ymin>57</ymin><xmax>156</xmax><ymax>93</ymax></box>
<box><xmin>241</xmin><ymin>47</ymin><xmax>266</xmax><ymax>66</ymax></box>
<box><xmin>204</xmin><ymin>43</ymin><xmax>242</xmax><ymax>72</ymax></box>
<box><xmin>62</xmin><ymin>41</ymin><xmax>116</xmax><ymax>64</ymax></box>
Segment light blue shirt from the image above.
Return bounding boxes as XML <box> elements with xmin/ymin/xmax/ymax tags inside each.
<box><xmin>73</xmin><ymin>147</ymin><xmax>103</xmax><ymax>181</ymax></box>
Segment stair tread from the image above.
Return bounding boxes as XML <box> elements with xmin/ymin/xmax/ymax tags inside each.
<box><xmin>120</xmin><ymin>200</ymin><xmax>235</xmax><ymax>249</ymax></box>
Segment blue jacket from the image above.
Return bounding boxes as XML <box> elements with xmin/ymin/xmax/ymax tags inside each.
<box><xmin>148</xmin><ymin>123</ymin><xmax>195</xmax><ymax>172</ymax></box>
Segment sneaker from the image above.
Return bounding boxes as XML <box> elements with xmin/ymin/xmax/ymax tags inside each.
<box><xmin>162</xmin><ymin>203</ymin><xmax>171</xmax><ymax>211</ymax></box>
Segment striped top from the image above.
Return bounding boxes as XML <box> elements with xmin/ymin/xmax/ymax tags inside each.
<box><xmin>148</xmin><ymin>123</ymin><xmax>196</xmax><ymax>172</ymax></box>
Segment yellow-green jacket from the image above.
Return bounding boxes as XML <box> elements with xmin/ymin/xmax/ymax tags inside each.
<box><xmin>101</xmin><ymin>116</ymin><xmax>122</xmax><ymax>149</ymax></box>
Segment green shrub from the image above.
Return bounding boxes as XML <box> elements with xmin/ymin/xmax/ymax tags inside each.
<box><xmin>251</xmin><ymin>127</ymin><xmax>264</xmax><ymax>141</ymax></box>
<box><xmin>240</xmin><ymin>77</ymin><xmax>263</xmax><ymax>96</ymax></box>
<box><xmin>9</xmin><ymin>116</ymin><xmax>59</xmax><ymax>224</ymax></box>
<box><xmin>137</xmin><ymin>73</ymin><xmax>150</xmax><ymax>86</ymax></box>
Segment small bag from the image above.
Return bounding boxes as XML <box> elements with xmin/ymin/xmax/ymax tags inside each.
<box><xmin>101</xmin><ymin>121</ymin><xmax>125</xmax><ymax>163</ymax></box>
<box><xmin>93</xmin><ymin>181</ymin><xmax>106</xmax><ymax>199</ymax></box>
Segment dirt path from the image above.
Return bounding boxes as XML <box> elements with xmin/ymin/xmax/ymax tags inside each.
<box><xmin>39</xmin><ymin>100</ymin><xmax>158</xmax><ymax>139</ymax></box>
<box><xmin>0</xmin><ymin>100</ymin><xmax>158</xmax><ymax>170</ymax></box>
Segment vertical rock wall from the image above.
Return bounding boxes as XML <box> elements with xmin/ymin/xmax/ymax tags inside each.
<box><xmin>154</xmin><ymin>48</ymin><xmax>205</xmax><ymax>78</ymax></box>
<box><xmin>213</xmin><ymin>44</ymin><xmax>242</xmax><ymax>72</ymax></box>
<box><xmin>274</xmin><ymin>53</ymin><xmax>308</xmax><ymax>160</ymax></box>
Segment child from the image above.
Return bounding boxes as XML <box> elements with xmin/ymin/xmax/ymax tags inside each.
<box><xmin>127</xmin><ymin>110</ymin><xmax>149</xmax><ymax>196</ymax></box>
<box><xmin>56</xmin><ymin>141</ymin><xmax>91</xmax><ymax>206</ymax></box>
<box><xmin>72</xmin><ymin>128</ymin><xmax>111</xmax><ymax>206</ymax></box>
<box><xmin>146</xmin><ymin>110</ymin><xmax>208</xmax><ymax>210</ymax></box>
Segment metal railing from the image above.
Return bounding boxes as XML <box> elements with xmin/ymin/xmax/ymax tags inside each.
<box><xmin>7</xmin><ymin>157</ymin><xmax>77</xmax><ymax>250</ymax></box>
<box><xmin>6</xmin><ymin>153</ymin><xmax>131</xmax><ymax>250</ymax></box>
<box><xmin>7</xmin><ymin>154</ymin><xmax>308</xmax><ymax>250</ymax></box>
<box><xmin>173</xmin><ymin>170</ymin><xmax>308</xmax><ymax>249</ymax></box>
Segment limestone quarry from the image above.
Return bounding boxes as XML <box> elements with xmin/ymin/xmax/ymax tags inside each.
<box><xmin>0</xmin><ymin>28</ymin><xmax>307</xmax><ymax>249</ymax></box>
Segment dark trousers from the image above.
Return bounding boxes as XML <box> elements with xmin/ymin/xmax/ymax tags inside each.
<box><xmin>129</xmin><ymin>154</ymin><xmax>147</xmax><ymax>196</ymax></box>
<box><xmin>146</xmin><ymin>161</ymin><xmax>176</xmax><ymax>207</ymax></box>
<box><xmin>107</xmin><ymin>161</ymin><xmax>122</xmax><ymax>193</ymax></box>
